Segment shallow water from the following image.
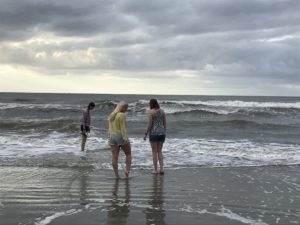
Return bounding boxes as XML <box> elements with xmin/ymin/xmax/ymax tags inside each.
<box><xmin>1</xmin><ymin>93</ymin><xmax>300</xmax><ymax>169</ymax></box>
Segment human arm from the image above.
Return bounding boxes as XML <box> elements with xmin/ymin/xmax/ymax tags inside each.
<box><xmin>82</xmin><ymin>110</ymin><xmax>88</xmax><ymax>133</ymax></box>
<box><xmin>108</xmin><ymin>119</ymin><xmax>112</xmax><ymax>139</ymax></box>
<box><xmin>163</xmin><ymin>110</ymin><xmax>167</xmax><ymax>131</ymax></box>
<box><xmin>144</xmin><ymin>110</ymin><xmax>153</xmax><ymax>140</ymax></box>
<box><xmin>119</xmin><ymin>113</ymin><xmax>128</xmax><ymax>142</ymax></box>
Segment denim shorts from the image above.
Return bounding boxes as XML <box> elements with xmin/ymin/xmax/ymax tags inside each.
<box><xmin>149</xmin><ymin>134</ymin><xmax>166</xmax><ymax>143</ymax></box>
<box><xmin>109</xmin><ymin>133</ymin><xmax>126</xmax><ymax>145</ymax></box>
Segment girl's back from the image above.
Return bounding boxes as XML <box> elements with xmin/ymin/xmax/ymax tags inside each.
<box><xmin>150</xmin><ymin>109</ymin><xmax>165</xmax><ymax>135</ymax></box>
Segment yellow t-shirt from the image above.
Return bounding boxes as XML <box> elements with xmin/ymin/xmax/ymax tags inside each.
<box><xmin>108</xmin><ymin>112</ymin><xmax>128</xmax><ymax>140</ymax></box>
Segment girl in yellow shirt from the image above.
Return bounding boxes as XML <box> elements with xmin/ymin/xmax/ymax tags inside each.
<box><xmin>108</xmin><ymin>101</ymin><xmax>132</xmax><ymax>178</ymax></box>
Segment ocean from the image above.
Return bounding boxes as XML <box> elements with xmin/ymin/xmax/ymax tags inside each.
<box><xmin>1</xmin><ymin>92</ymin><xmax>300</xmax><ymax>225</ymax></box>
<box><xmin>0</xmin><ymin>92</ymin><xmax>300</xmax><ymax>169</ymax></box>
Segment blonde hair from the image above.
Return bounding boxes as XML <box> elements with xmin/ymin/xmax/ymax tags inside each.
<box><xmin>108</xmin><ymin>101</ymin><xmax>128</xmax><ymax>122</ymax></box>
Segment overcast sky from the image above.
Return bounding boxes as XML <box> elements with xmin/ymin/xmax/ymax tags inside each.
<box><xmin>0</xmin><ymin>0</ymin><xmax>299</xmax><ymax>95</ymax></box>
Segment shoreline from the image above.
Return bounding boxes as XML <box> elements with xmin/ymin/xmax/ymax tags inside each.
<box><xmin>0</xmin><ymin>165</ymin><xmax>299</xmax><ymax>225</ymax></box>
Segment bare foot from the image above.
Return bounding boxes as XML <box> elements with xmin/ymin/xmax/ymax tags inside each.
<box><xmin>159</xmin><ymin>171</ymin><xmax>164</xmax><ymax>175</ymax></box>
<box><xmin>152</xmin><ymin>170</ymin><xmax>158</xmax><ymax>174</ymax></box>
<box><xmin>125</xmin><ymin>171</ymin><xmax>129</xmax><ymax>179</ymax></box>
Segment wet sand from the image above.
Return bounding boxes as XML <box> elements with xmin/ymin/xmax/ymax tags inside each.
<box><xmin>0</xmin><ymin>165</ymin><xmax>299</xmax><ymax>225</ymax></box>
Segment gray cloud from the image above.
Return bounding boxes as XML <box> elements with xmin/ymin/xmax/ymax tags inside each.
<box><xmin>0</xmin><ymin>0</ymin><xmax>300</xmax><ymax>95</ymax></box>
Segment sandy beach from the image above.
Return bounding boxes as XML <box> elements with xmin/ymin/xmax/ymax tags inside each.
<box><xmin>0</xmin><ymin>165</ymin><xmax>299</xmax><ymax>225</ymax></box>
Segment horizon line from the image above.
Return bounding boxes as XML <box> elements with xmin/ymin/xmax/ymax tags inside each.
<box><xmin>1</xmin><ymin>91</ymin><xmax>300</xmax><ymax>98</ymax></box>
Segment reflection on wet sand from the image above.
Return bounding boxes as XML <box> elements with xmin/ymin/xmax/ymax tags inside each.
<box><xmin>107</xmin><ymin>179</ymin><xmax>131</xmax><ymax>225</ymax></box>
<box><xmin>79</xmin><ymin>169</ymin><xmax>89</xmax><ymax>206</ymax></box>
<box><xmin>67</xmin><ymin>168</ymin><xmax>91</xmax><ymax>207</ymax></box>
<box><xmin>145</xmin><ymin>175</ymin><xmax>166</xmax><ymax>225</ymax></box>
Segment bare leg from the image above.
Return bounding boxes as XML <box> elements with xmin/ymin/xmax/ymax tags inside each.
<box><xmin>81</xmin><ymin>134</ymin><xmax>87</xmax><ymax>151</ymax></box>
<box><xmin>121</xmin><ymin>142</ymin><xmax>132</xmax><ymax>178</ymax></box>
<box><xmin>111</xmin><ymin>145</ymin><xmax>120</xmax><ymax>178</ymax></box>
<box><xmin>150</xmin><ymin>142</ymin><xmax>158</xmax><ymax>173</ymax></box>
<box><xmin>157</xmin><ymin>142</ymin><xmax>164</xmax><ymax>174</ymax></box>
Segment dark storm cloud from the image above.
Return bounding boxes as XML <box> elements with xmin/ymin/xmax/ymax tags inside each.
<box><xmin>2</xmin><ymin>0</ymin><xmax>297</xmax><ymax>40</ymax></box>
<box><xmin>0</xmin><ymin>0</ymin><xmax>300</xmax><ymax>94</ymax></box>
<box><xmin>119</xmin><ymin>0</ymin><xmax>300</xmax><ymax>34</ymax></box>
<box><xmin>0</xmin><ymin>0</ymin><xmax>136</xmax><ymax>40</ymax></box>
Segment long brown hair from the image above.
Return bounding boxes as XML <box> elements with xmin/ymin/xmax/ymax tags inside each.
<box><xmin>149</xmin><ymin>99</ymin><xmax>160</xmax><ymax>109</ymax></box>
